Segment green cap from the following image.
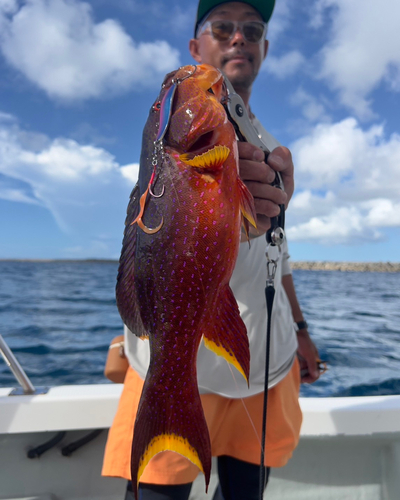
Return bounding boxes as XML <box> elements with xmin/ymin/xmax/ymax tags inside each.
<box><xmin>195</xmin><ymin>0</ymin><xmax>276</xmax><ymax>36</ymax></box>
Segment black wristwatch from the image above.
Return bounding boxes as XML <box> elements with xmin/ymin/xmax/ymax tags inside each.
<box><xmin>295</xmin><ymin>320</ymin><xmax>308</xmax><ymax>331</ymax></box>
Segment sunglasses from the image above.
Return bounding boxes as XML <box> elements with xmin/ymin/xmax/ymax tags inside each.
<box><xmin>198</xmin><ymin>20</ymin><xmax>268</xmax><ymax>44</ymax></box>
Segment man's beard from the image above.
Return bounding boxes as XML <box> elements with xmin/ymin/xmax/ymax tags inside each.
<box><xmin>220</xmin><ymin>50</ymin><xmax>258</xmax><ymax>91</ymax></box>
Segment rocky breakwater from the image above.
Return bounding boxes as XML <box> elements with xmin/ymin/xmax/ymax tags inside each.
<box><xmin>291</xmin><ymin>262</ymin><xmax>400</xmax><ymax>273</ymax></box>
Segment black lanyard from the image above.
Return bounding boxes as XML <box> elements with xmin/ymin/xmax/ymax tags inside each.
<box><xmin>259</xmin><ymin>165</ymin><xmax>286</xmax><ymax>499</ymax></box>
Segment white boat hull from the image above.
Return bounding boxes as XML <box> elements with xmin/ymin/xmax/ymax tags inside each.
<box><xmin>1</xmin><ymin>385</ymin><xmax>400</xmax><ymax>500</ymax></box>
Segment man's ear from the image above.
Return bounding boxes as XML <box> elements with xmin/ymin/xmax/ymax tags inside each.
<box><xmin>263</xmin><ymin>39</ymin><xmax>269</xmax><ymax>61</ymax></box>
<box><xmin>189</xmin><ymin>39</ymin><xmax>202</xmax><ymax>63</ymax></box>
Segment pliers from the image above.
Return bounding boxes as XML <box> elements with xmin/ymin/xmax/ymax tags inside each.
<box><xmin>221</xmin><ymin>73</ymin><xmax>285</xmax><ymax>247</ymax></box>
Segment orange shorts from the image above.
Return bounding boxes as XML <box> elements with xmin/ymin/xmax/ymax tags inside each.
<box><xmin>102</xmin><ymin>357</ymin><xmax>301</xmax><ymax>485</ymax></box>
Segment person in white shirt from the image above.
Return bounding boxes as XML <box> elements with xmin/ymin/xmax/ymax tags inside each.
<box><xmin>103</xmin><ymin>2</ymin><xmax>320</xmax><ymax>499</ymax></box>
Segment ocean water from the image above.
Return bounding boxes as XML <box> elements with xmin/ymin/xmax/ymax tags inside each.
<box><xmin>1</xmin><ymin>261</ymin><xmax>399</xmax><ymax>398</ymax></box>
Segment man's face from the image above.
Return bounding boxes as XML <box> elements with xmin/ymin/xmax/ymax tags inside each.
<box><xmin>190</xmin><ymin>2</ymin><xmax>268</xmax><ymax>93</ymax></box>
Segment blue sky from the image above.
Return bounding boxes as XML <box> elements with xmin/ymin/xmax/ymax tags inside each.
<box><xmin>0</xmin><ymin>0</ymin><xmax>399</xmax><ymax>262</ymax></box>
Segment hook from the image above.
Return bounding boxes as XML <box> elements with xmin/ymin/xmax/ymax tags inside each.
<box><xmin>149</xmin><ymin>184</ymin><xmax>165</xmax><ymax>198</ymax></box>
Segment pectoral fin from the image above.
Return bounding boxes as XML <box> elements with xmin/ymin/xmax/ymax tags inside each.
<box><xmin>237</xmin><ymin>176</ymin><xmax>257</xmax><ymax>228</ymax></box>
<box><xmin>236</xmin><ymin>176</ymin><xmax>257</xmax><ymax>241</ymax></box>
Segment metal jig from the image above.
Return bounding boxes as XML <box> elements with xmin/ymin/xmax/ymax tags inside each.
<box><xmin>134</xmin><ymin>65</ymin><xmax>198</xmax><ymax>234</ymax></box>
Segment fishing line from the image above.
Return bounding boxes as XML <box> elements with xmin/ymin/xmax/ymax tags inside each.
<box><xmin>226</xmin><ymin>363</ymin><xmax>263</xmax><ymax>449</ymax></box>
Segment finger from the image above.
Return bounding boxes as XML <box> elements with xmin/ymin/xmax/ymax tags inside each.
<box><xmin>300</xmin><ymin>361</ymin><xmax>320</xmax><ymax>383</ymax></box>
<box><xmin>301</xmin><ymin>372</ymin><xmax>319</xmax><ymax>384</ymax></box>
<box><xmin>246</xmin><ymin>182</ymin><xmax>288</xmax><ymax>206</ymax></box>
<box><xmin>239</xmin><ymin>159</ymin><xmax>276</xmax><ymax>184</ymax></box>
<box><xmin>267</xmin><ymin>146</ymin><xmax>293</xmax><ymax>174</ymax></box>
<box><xmin>254</xmin><ymin>199</ymin><xmax>280</xmax><ymax>218</ymax></box>
<box><xmin>237</xmin><ymin>141</ymin><xmax>265</xmax><ymax>161</ymax></box>
<box><xmin>305</xmin><ymin>357</ymin><xmax>320</xmax><ymax>382</ymax></box>
<box><xmin>267</xmin><ymin>146</ymin><xmax>295</xmax><ymax>203</ymax></box>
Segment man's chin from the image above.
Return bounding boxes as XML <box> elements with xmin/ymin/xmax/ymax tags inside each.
<box><xmin>222</xmin><ymin>64</ymin><xmax>255</xmax><ymax>89</ymax></box>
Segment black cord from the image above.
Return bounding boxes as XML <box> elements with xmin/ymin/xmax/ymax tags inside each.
<box><xmin>61</xmin><ymin>429</ymin><xmax>103</xmax><ymax>456</ymax></box>
<box><xmin>259</xmin><ymin>282</ymin><xmax>275</xmax><ymax>500</ymax></box>
<box><xmin>27</xmin><ymin>431</ymin><xmax>67</xmax><ymax>458</ymax></box>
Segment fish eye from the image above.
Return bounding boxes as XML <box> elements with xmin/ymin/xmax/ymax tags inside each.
<box><xmin>152</xmin><ymin>101</ymin><xmax>161</xmax><ymax>112</ymax></box>
<box><xmin>207</xmin><ymin>88</ymin><xmax>215</xmax><ymax>94</ymax></box>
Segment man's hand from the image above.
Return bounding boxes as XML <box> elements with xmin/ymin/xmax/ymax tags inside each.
<box><xmin>297</xmin><ymin>329</ymin><xmax>320</xmax><ymax>384</ymax></box>
<box><xmin>238</xmin><ymin>142</ymin><xmax>294</xmax><ymax>236</ymax></box>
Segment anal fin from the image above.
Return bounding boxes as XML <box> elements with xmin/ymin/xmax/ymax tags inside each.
<box><xmin>203</xmin><ymin>285</ymin><xmax>250</xmax><ymax>383</ymax></box>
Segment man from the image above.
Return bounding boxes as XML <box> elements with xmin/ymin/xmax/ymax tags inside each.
<box><xmin>102</xmin><ymin>1</ymin><xmax>320</xmax><ymax>499</ymax></box>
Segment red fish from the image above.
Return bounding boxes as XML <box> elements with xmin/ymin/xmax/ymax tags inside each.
<box><xmin>116</xmin><ymin>64</ymin><xmax>256</xmax><ymax>498</ymax></box>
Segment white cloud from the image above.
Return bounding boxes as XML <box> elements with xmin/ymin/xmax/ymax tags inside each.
<box><xmin>287</xmin><ymin>117</ymin><xmax>400</xmax><ymax>244</ymax></box>
<box><xmin>263</xmin><ymin>50</ymin><xmax>305</xmax><ymax>79</ymax></box>
<box><xmin>0</xmin><ymin>0</ymin><xmax>18</xmax><ymax>15</ymax></box>
<box><xmin>0</xmin><ymin>113</ymin><xmax>136</xmax><ymax>251</ymax></box>
<box><xmin>290</xmin><ymin>88</ymin><xmax>330</xmax><ymax>122</ymax></box>
<box><xmin>287</xmin><ymin>206</ymin><xmax>378</xmax><ymax>245</ymax></box>
<box><xmin>120</xmin><ymin>163</ymin><xmax>139</xmax><ymax>184</ymax></box>
<box><xmin>20</xmin><ymin>139</ymin><xmax>120</xmax><ymax>181</ymax></box>
<box><xmin>312</xmin><ymin>0</ymin><xmax>400</xmax><ymax>118</ymax></box>
<box><xmin>291</xmin><ymin>118</ymin><xmax>400</xmax><ymax>195</ymax></box>
<box><xmin>0</xmin><ymin>186</ymin><xmax>40</xmax><ymax>205</ymax></box>
<box><xmin>267</xmin><ymin>0</ymin><xmax>295</xmax><ymax>43</ymax></box>
<box><xmin>0</xmin><ymin>111</ymin><xmax>15</xmax><ymax>122</ymax></box>
<box><xmin>0</xmin><ymin>0</ymin><xmax>180</xmax><ymax>100</ymax></box>
<box><xmin>364</xmin><ymin>199</ymin><xmax>400</xmax><ymax>228</ymax></box>
<box><xmin>290</xmin><ymin>189</ymin><xmax>336</xmax><ymax>218</ymax></box>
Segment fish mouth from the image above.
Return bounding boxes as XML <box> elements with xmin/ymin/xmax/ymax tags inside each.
<box><xmin>186</xmin><ymin>129</ymin><xmax>222</xmax><ymax>158</ymax></box>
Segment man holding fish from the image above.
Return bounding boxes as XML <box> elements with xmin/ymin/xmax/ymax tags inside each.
<box><xmin>102</xmin><ymin>1</ymin><xmax>320</xmax><ymax>499</ymax></box>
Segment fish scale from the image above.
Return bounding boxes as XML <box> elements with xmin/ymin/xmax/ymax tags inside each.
<box><xmin>116</xmin><ymin>64</ymin><xmax>257</xmax><ymax>500</ymax></box>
